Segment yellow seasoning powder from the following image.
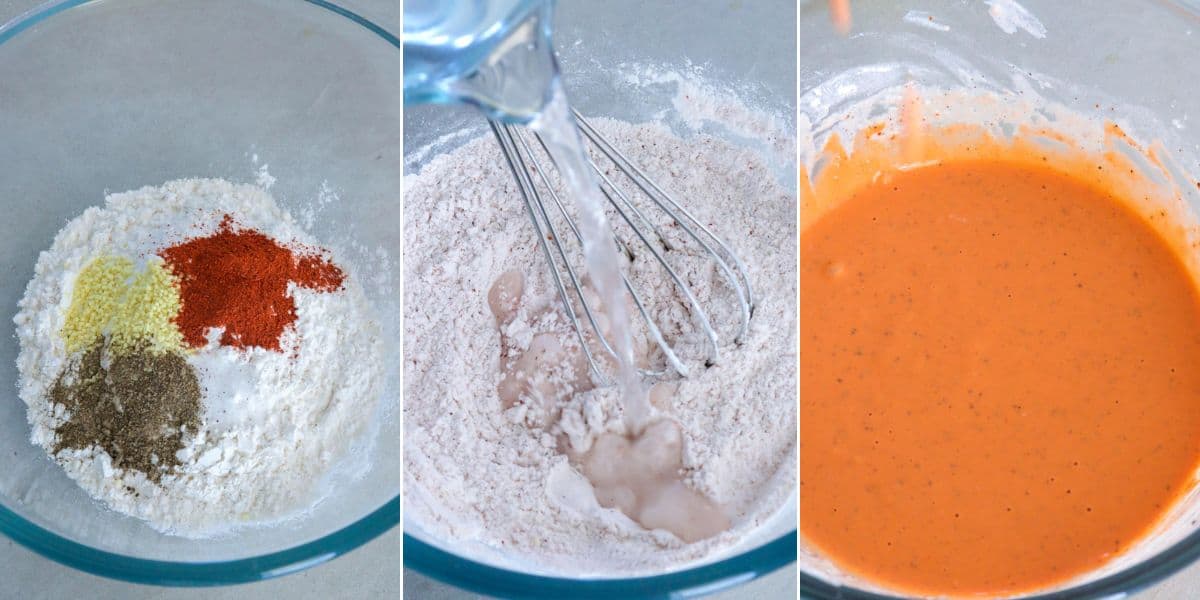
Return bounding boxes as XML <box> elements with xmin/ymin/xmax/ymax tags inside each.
<box><xmin>62</xmin><ymin>256</ymin><xmax>134</xmax><ymax>353</ymax></box>
<box><xmin>62</xmin><ymin>255</ymin><xmax>185</xmax><ymax>354</ymax></box>
<box><xmin>111</xmin><ymin>259</ymin><xmax>185</xmax><ymax>353</ymax></box>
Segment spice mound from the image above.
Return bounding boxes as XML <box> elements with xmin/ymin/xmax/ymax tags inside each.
<box><xmin>162</xmin><ymin>215</ymin><xmax>345</xmax><ymax>351</ymax></box>
<box><xmin>15</xmin><ymin>178</ymin><xmax>385</xmax><ymax>537</ymax></box>
<box><xmin>52</xmin><ymin>342</ymin><xmax>200</xmax><ymax>482</ymax></box>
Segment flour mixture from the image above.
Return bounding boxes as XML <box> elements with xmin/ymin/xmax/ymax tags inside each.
<box><xmin>404</xmin><ymin>82</ymin><xmax>796</xmax><ymax>574</ymax></box>
<box><xmin>15</xmin><ymin>179</ymin><xmax>384</xmax><ymax>537</ymax></box>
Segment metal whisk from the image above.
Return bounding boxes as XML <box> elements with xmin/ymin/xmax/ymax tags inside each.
<box><xmin>488</xmin><ymin>110</ymin><xmax>754</xmax><ymax>381</ymax></box>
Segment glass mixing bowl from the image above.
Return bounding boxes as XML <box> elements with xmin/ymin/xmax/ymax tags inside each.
<box><xmin>801</xmin><ymin>1</ymin><xmax>1200</xmax><ymax>598</ymax></box>
<box><xmin>0</xmin><ymin>0</ymin><xmax>399</xmax><ymax>585</ymax></box>
<box><xmin>403</xmin><ymin>0</ymin><xmax>797</xmax><ymax>597</ymax></box>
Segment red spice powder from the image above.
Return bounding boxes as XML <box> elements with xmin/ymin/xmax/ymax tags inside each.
<box><xmin>160</xmin><ymin>215</ymin><xmax>345</xmax><ymax>352</ymax></box>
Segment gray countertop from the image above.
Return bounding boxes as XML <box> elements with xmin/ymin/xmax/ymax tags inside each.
<box><xmin>1</xmin><ymin>528</ymin><xmax>400</xmax><ymax>600</ymax></box>
<box><xmin>1142</xmin><ymin>567</ymin><xmax>1200</xmax><ymax>600</ymax></box>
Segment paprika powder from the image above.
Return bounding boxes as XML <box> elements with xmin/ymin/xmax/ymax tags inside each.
<box><xmin>160</xmin><ymin>215</ymin><xmax>345</xmax><ymax>352</ymax></box>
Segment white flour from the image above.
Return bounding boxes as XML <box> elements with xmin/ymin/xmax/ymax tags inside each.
<box><xmin>404</xmin><ymin>107</ymin><xmax>797</xmax><ymax>573</ymax></box>
<box><xmin>14</xmin><ymin>179</ymin><xmax>384</xmax><ymax>537</ymax></box>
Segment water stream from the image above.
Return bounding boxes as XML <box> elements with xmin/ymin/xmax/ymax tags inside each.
<box><xmin>409</xmin><ymin>0</ymin><xmax>729</xmax><ymax>541</ymax></box>
<box><xmin>502</xmin><ymin>39</ymin><xmax>727</xmax><ymax>542</ymax></box>
<box><xmin>529</xmin><ymin>86</ymin><xmax>649</xmax><ymax>431</ymax></box>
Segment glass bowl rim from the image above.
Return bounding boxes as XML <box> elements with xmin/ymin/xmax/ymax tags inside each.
<box><xmin>404</xmin><ymin>530</ymin><xmax>796</xmax><ymax>598</ymax></box>
<box><xmin>0</xmin><ymin>0</ymin><xmax>399</xmax><ymax>586</ymax></box>
<box><xmin>800</xmin><ymin>519</ymin><xmax>1200</xmax><ymax>600</ymax></box>
<box><xmin>400</xmin><ymin>1</ymin><xmax>798</xmax><ymax>592</ymax></box>
<box><xmin>798</xmin><ymin>0</ymin><xmax>1200</xmax><ymax>596</ymax></box>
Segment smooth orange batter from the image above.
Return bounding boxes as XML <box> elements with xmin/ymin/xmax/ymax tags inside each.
<box><xmin>801</xmin><ymin>158</ymin><xmax>1200</xmax><ymax>596</ymax></box>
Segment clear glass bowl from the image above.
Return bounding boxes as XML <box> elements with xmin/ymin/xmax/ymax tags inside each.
<box><xmin>801</xmin><ymin>0</ymin><xmax>1200</xmax><ymax>598</ymax></box>
<box><xmin>403</xmin><ymin>0</ymin><xmax>797</xmax><ymax>596</ymax></box>
<box><xmin>0</xmin><ymin>0</ymin><xmax>400</xmax><ymax>585</ymax></box>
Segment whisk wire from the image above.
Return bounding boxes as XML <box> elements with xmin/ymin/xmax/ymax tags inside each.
<box><xmin>592</xmin><ymin>165</ymin><xmax>675</xmax><ymax>252</ymax></box>
<box><xmin>488</xmin><ymin>120</ymin><xmax>606</xmax><ymax>382</ymax></box>
<box><xmin>573</xmin><ymin>110</ymin><xmax>755</xmax><ymax>342</ymax></box>
<box><xmin>588</xmin><ymin>163</ymin><xmax>722</xmax><ymax>365</ymax></box>
<box><xmin>517</xmin><ymin>127</ymin><xmax>680</xmax><ymax>378</ymax></box>
<box><xmin>489</xmin><ymin>110</ymin><xmax>754</xmax><ymax>382</ymax></box>
<box><xmin>511</xmin><ymin>126</ymin><xmax>666</xmax><ymax>377</ymax></box>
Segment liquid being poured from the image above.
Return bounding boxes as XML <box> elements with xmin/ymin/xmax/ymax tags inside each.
<box><xmin>404</xmin><ymin>0</ymin><xmax>558</xmax><ymax>123</ymax></box>
<box><xmin>529</xmin><ymin>86</ymin><xmax>649</xmax><ymax>430</ymax></box>
<box><xmin>464</xmin><ymin>3</ymin><xmax>729</xmax><ymax>542</ymax></box>
<box><xmin>488</xmin><ymin>271</ymin><xmax>731</xmax><ymax>542</ymax></box>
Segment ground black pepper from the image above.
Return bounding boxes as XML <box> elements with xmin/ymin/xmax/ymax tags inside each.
<box><xmin>51</xmin><ymin>340</ymin><xmax>201</xmax><ymax>483</ymax></box>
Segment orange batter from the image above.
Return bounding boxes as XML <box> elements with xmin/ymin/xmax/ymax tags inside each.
<box><xmin>801</xmin><ymin>156</ymin><xmax>1200</xmax><ymax>595</ymax></box>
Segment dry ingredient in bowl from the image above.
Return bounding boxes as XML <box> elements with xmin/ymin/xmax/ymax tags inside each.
<box><xmin>161</xmin><ymin>215</ymin><xmax>346</xmax><ymax>352</ymax></box>
<box><xmin>52</xmin><ymin>342</ymin><xmax>200</xmax><ymax>483</ymax></box>
<box><xmin>404</xmin><ymin>96</ymin><xmax>797</xmax><ymax>573</ymax></box>
<box><xmin>15</xmin><ymin>178</ymin><xmax>384</xmax><ymax>537</ymax></box>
